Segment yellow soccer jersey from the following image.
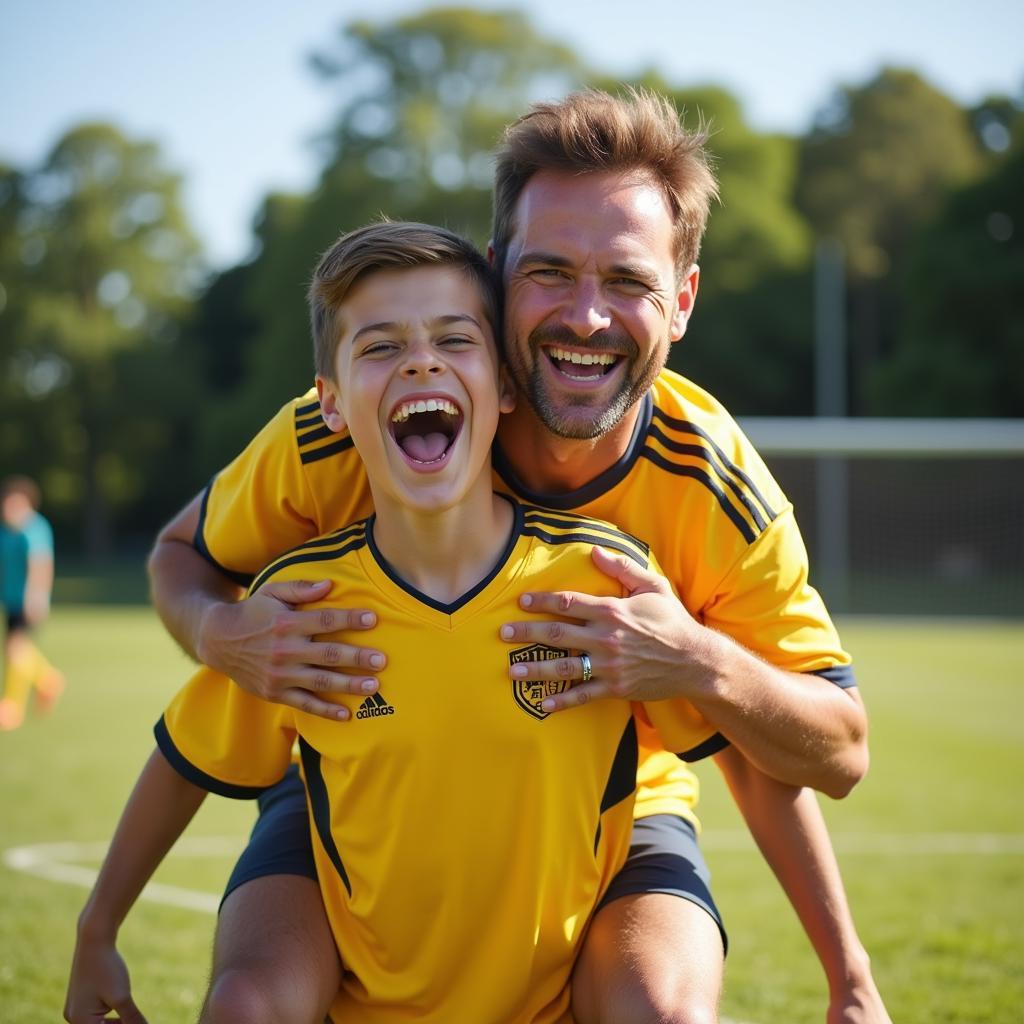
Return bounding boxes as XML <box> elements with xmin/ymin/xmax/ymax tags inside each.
<box><xmin>159</xmin><ymin>502</ymin><xmax>720</xmax><ymax>1024</ymax></box>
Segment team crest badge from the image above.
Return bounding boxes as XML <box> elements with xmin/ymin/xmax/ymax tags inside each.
<box><xmin>509</xmin><ymin>643</ymin><xmax>572</xmax><ymax>720</ymax></box>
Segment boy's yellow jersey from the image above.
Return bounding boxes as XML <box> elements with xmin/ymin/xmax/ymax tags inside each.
<box><xmin>159</xmin><ymin>502</ymin><xmax>720</xmax><ymax>1024</ymax></box>
<box><xmin>196</xmin><ymin>369</ymin><xmax>854</xmax><ymax>826</ymax></box>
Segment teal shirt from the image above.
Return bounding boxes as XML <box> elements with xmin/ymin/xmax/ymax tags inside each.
<box><xmin>0</xmin><ymin>512</ymin><xmax>53</xmax><ymax>610</ymax></box>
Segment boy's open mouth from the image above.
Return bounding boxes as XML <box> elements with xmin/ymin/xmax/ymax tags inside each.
<box><xmin>389</xmin><ymin>397</ymin><xmax>464</xmax><ymax>464</ymax></box>
<box><xmin>544</xmin><ymin>346</ymin><xmax>622</xmax><ymax>382</ymax></box>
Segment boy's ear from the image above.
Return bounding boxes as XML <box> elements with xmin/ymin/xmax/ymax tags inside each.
<box><xmin>498</xmin><ymin>365</ymin><xmax>516</xmax><ymax>414</ymax></box>
<box><xmin>316</xmin><ymin>376</ymin><xmax>347</xmax><ymax>433</ymax></box>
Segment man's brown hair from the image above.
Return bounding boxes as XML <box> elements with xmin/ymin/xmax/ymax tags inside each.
<box><xmin>309</xmin><ymin>221</ymin><xmax>500</xmax><ymax>381</ymax></box>
<box><xmin>1</xmin><ymin>476</ymin><xmax>41</xmax><ymax>509</ymax></box>
<box><xmin>492</xmin><ymin>88</ymin><xmax>718</xmax><ymax>279</ymax></box>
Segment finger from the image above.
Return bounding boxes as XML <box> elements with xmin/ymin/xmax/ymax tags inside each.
<box><xmin>279</xmin><ymin>688</ymin><xmax>353</xmax><ymax>721</ymax></box>
<box><xmin>499</xmin><ymin>619</ymin><xmax>589</xmax><ymax>648</ymax></box>
<box><xmin>259</xmin><ymin>579</ymin><xmax>332</xmax><ymax>606</ymax></box>
<box><xmin>590</xmin><ymin>545</ymin><xmax>670</xmax><ymax>596</ymax></box>
<box><xmin>509</xmin><ymin>654</ymin><xmax>587</xmax><ymax>683</ymax></box>
<box><xmin>280</xmin><ymin>607</ymin><xmax>382</xmax><ymax>644</ymax></box>
<box><xmin>294</xmin><ymin>636</ymin><xmax>387</xmax><ymax>673</ymax></box>
<box><xmin>111</xmin><ymin>995</ymin><xmax>148</xmax><ymax>1024</ymax></box>
<box><xmin>541</xmin><ymin>682</ymin><xmax>611</xmax><ymax>713</ymax></box>
<box><xmin>291</xmin><ymin>665</ymin><xmax>380</xmax><ymax>698</ymax></box>
<box><xmin>515</xmin><ymin>588</ymin><xmax>609</xmax><ymax>618</ymax></box>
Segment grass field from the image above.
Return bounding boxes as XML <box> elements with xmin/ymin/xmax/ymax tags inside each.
<box><xmin>1</xmin><ymin>606</ymin><xmax>1021</xmax><ymax>1023</ymax></box>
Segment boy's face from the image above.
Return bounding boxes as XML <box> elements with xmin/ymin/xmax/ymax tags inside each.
<box><xmin>318</xmin><ymin>265</ymin><xmax>514</xmax><ymax>515</ymax></box>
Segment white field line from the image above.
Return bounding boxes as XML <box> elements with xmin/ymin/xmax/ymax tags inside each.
<box><xmin>4</xmin><ymin>830</ymin><xmax>1023</xmax><ymax>918</ymax></box>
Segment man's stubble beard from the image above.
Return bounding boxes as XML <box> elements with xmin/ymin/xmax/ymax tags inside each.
<box><xmin>506</xmin><ymin>326</ymin><xmax>668</xmax><ymax>441</ymax></box>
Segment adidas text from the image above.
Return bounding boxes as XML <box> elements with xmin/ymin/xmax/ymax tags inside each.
<box><xmin>356</xmin><ymin>703</ymin><xmax>395</xmax><ymax>719</ymax></box>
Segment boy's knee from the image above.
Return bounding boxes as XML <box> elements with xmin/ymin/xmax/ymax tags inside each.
<box><xmin>201</xmin><ymin>965</ymin><xmax>322</xmax><ymax>1024</ymax></box>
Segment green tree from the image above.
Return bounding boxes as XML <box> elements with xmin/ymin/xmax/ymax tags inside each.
<box><xmin>4</xmin><ymin>124</ymin><xmax>201</xmax><ymax>552</ymax></box>
<box><xmin>869</xmin><ymin>141</ymin><xmax>1024</xmax><ymax>416</ymax></box>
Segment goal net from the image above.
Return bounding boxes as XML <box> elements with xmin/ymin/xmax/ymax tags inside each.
<box><xmin>739</xmin><ymin>418</ymin><xmax>1024</xmax><ymax>617</ymax></box>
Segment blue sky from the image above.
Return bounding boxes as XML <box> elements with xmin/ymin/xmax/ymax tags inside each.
<box><xmin>3</xmin><ymin>0</ymin><xmax>1021</xmax><ymax>268</ymax></box>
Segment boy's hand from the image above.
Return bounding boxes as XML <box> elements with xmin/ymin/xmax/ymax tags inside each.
<box><xmin>501</xmin><ymin>546</ymin><xmax>719</xmax><ymax>711</ymax></box>
<box><xmin>197</xmin><ymin>579</ymin><xmax>387</xmax><ymax>720</ymax></box>
<box><xmin>64</xmin><ymin>938</ymin><xmax>147</xmax><ymax>1023</ymax></box>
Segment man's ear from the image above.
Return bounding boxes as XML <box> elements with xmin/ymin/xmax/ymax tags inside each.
<box><xmin>669</xmin><ymin>264</ymin><xmax>700</xmax><ymax>344</ymax></box>
<box><xmin>316</xmin><ymin>376</ymin><xmax>347</xmax><ymax>433</ymax></box>
<box><xmin>497</xmin><ymin>365</ymin><xmax>517</xmax><ymax>414</ymax></box>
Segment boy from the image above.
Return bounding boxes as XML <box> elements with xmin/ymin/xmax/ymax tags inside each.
<box><xmin>65</xmin><ymin>222</ymin><xmax>721</xmax><ymax>1024</ymax></box>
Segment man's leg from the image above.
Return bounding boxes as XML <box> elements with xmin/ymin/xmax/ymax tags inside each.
<box><xmin>200</xmin><ymin>765</ymin><xmax>341</xmax><ymax>1024</ymax></box>
<box><xmin>0</xmin><ymin>622</ymin><xmax>34</xmax><ymax>730</ymax></box>
<box><xmin>572</xmin><ymin>816</ymin><xmax>726</xmax><ymax>1024</ymax></box>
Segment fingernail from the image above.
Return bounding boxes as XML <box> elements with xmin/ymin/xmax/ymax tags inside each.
<box><xmin>361</xmin><ymin>679</ymin><xmax>376</xmax><ymax>693</ymax></box>
<box><xmin>511</xmin><ymin>665</ymin><xmax>527</xmax><ymax>678</ymax></box>
<box><xmin>541</xmin><ymin>699</ymin><xmax>555</xmax><ymax>711</ymax></box>
<box><xmin>369</xmin><ymin>654</ymin><xmax>385</xmax><ymax>669</ymax></box>
<box><xmin>520</xmin><ymin>594</ymin><xmax>533</xmax><ymax>608</ymax></box>
<box><xmin>500</xmin><ymin>626</ymin><xmax>515</xmax><ymax>640</ymax></box>
<box><xmin>360</xmin><ymin>613</ymin><xmax>375</xmax><ymax>627</ymax></box>
<box><xmin>336</xmin><ymin>708</ymin><xmax>349</xmax><ymax>720</ymax></box>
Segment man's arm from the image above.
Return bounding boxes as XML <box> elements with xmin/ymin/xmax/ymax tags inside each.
<box><xmin>23</xmin><ymin>549</ymin><xmax>54</xmax><ymax>625</ymax></box>
<box><xmin>148</xmin><ymin>493</ymin><xmax>386</xmax><ymax>719</ymax></box>
<box><xmin>501</xmin><ymin>547</ymin><xmax>867</xmax><ymax>797</ymax></box>
<box><xmin>714</xmin><ymin>746</ymin><xmax>891</xmax><ymax>1024</ymax></box>
<box><xmin>64</xmin><ymin>750</ymin><xmax>207</xmax><ymax>1024</ymax></box>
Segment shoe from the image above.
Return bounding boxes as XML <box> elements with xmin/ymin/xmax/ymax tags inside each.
<box><xmin>0</xmin><ymin>698</ymin><xmax>24</xmax><ymax>731</ymax></box>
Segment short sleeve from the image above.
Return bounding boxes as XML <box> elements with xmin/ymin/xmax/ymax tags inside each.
<box><xmin>637</xmin><ymin>700</ymin><xmax>729</xmax><ymax>764</ymax></box>
<box><xmin>156</xmin><ymin>666</ymin><xmax>296</xmax><ymax>798</ymax></box>
<box><xmin>702</xmin><ymin>506</ymin><xmax>853</xmax><ymax>681</ymax></box>
<box><xmin>24</xmin><ymin>515</ymin><xmax>54</xmax><ymax>559</ymax></box>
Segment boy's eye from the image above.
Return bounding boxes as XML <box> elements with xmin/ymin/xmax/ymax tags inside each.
<box><xmin>360</xmin><ymin>340</ymin><xmax>398</xmax><ymax>356</ymax></box>
<box><xmin>439</xmin><ymin>335</ymin><xmax>473</xmax><ymax>347</ymax></box>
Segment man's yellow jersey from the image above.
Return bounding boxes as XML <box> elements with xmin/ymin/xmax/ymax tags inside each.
<box><xmin>159</xmin><ymin>501</ymin><xmax>720</xmax><ymax>1024</ymax></box>
<box><xmin>196</xmin><ymin>369</ymin><xmax>853</xmax><ymax>824</ymax></box>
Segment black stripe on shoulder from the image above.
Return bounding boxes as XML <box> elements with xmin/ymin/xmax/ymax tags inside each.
<box><xmin>300</xmin><ymin>738</ymin><xmax>352</xmax><ymax>896</ymax></box>
<box><xmin>249</xmin><ymin>522</ymin><xmax>369</xmax><ymax>594</ymax></box>
<box><xmin>522</xmin><ymin>525</ymin><xmax>649</xmax><ymax>568</ymax></box>
<box><xmin>811</xmin><ymin>665</ymin><xmax>857</xmax><ymax>690</ymax></box>
<box><xmin>594</xmin><ymin>717</ymin><xmax>639</xmax><ymax>853</ymax></box>
<box><xmin>522</xmin><ymin>507</ymin><xmax>650</xmax><ymax>558</ymax></box>
<box><xmin>192</xmin><ymin>479</ymin><xmax>255</xmax><ymax>588</ymax></box>
<box><xmin>295</xmin><ymin>397</ymin><xmax>321</xmax><ymax>417</ymax></box>
<box><xmin>155</xmin><ymin>716</ymin><xmax>268</xmax><ymax>799</ymax></box>
<box><xmin>300</xmin><ymin>436</ymin><xmax>356</xmax><ymax>465</ymax></box>
<box><xmin>297</xmin><ymin>423</ymin><xmax>334</xmax><ymax>447</ymax></box>
<box><xmin>651</xmin><ymin>408</ymin><xmax>777</xmax><ymax>523</ymax></box>
<box><xmin>677</xmin><ymin>732</ymin><xmax>730</xmax><ymax>763</ymax></box>
<box><xmin>638</xmin><ymin>448</ymin><xmax>758</xmax><ymax>544</ymax></box>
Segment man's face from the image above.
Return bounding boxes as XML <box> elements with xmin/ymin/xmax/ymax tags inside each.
<box><xmin>318</xmin><ymin>265</ymin><xmax>513</xmax><ymax>515</ymax></box>
<box><xmin>501</xmin><ymin>169</ymin><xmax>694</xmax><ymax>440</ymax></box>
<box><xmin>1</xmin><ymin>493</ymin><xmax>32</xmax><ymax>530</ymax></box>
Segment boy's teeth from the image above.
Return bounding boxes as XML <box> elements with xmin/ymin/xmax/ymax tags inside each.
<box><xmin>391</xmin><ymin>398</ymin><xmax>459</xmax><ymax>422</ymax></box>
<box><xmin>549</xmin><ymin>348</ymin><xmax>616</xmax><ymax>366</ymax></box>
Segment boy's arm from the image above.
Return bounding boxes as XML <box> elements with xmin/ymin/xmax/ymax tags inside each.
<box><xmin>713</xmin><ymin>746</ymin><xmax>891</xmax><ymax>1024</ymax></box>
<box><xmin>148</xmin><ymin>492</ymin><xmax>383</xmax><ymax>719</ymax></box>
<box><xmin>65</xmin><ymin>750</ymin><xmax>207</xmax><ymax>1024</ymax></box>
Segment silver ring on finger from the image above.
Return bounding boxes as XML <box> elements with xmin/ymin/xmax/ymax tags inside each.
<box><xmin>580</xmin><ymin>652</ymin><xmax>593</xmax><ymax>683</ymax></box>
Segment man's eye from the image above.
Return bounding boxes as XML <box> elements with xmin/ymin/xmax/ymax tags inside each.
<box><xmin>612</xmin><ymin>277</ymin><xmax>650</xmax><ymax>292</ymax></box>
<box><xmin>531</xmin><ymin>268</ymin><xmax>569</xmax><ymax>281</ymax></box>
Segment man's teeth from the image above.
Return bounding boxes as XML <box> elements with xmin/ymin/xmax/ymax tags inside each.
<box><xmin>549</xmin><ymin>348</ymin><xmax>617</xmax><ymax>366</ymax></box>
<box><xmin>391</xmin><ymin>398</ymin><xmax>460</xmax><ymax>423</ymax></box>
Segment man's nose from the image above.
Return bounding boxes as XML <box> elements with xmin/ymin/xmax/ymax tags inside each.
<box><xmin>559</xmin><ymin>279</ymin><xmax>612</xmax><ymax>338</ymax></box>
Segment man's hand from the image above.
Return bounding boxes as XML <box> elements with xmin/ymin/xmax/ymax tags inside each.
<box><xmin>197</xmin><ymin>579</ymin><xmax>387</xmax><ymax>720</ymax></box>
<box><xmin>500</xmin><ymin>546</ymin><xmax>719</xmax><ymax>711</ymax></box>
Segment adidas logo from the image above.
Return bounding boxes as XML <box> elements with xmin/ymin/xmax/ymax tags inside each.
<box><xmin>356</xmin><ymin>692</ymin><xmax>396</xmax><ymax>720</ymax></box>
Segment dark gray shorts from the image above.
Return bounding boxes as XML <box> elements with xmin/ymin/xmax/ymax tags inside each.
<box><xmin>224</xmin><ymin>765</ymin><xmax>726</xmax><ymax>951</ymax></box>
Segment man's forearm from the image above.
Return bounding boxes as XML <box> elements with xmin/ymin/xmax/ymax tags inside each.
<box><xmin>690</xmin><ymin>628</ymin><xmax>868</xmax><ymax>797</ymax></box>
<box><xmin>148</xmin><ymin>534</ymin><xmax>243</xmax><ymax>662</ymax></box>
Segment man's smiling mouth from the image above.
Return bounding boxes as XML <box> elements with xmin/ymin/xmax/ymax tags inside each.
<box><xmin>389</xmin><ymin>398</ymin><xmax>464</xmax><ymax>464</ymax></box>
<box><xmin>545</xmin><ymin>347</ymin><xmax>622</xmax><ymax>382</ymax></box>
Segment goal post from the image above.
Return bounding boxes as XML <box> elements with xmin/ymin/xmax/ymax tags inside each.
<box><xmin>738</xmin><ymin>418</ymin><xmax>1024</xmax><ymax>617</ymax></box>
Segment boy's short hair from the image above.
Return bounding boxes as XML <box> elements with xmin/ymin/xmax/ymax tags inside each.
<box><xmin>1</xmin><ymin>475</ymin><xmax>41</xmax><ymax>509</ymax></box>
<box><xmin>309</xmin><ymin>221</ymin><xmax>500</xmax><ymax>381</ymax></box>
<box><xmin>492</xmin><ymin>87</ymin><xmax>718</xmax><ymax>281</ymax></box>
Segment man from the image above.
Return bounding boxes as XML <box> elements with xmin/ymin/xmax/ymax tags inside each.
<box><xmin>149</xmin><ymin>90</ymin><xmax>889</xmax><ymax>1022</ymax></box>
<box><xmin>0</xmin><ymin>475</ymin><xmax>64</xmax><ymax>730</ymax></box>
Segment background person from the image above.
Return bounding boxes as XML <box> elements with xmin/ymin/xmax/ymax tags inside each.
<box><xmin>0</xmin><ymin>475</ymin><xmax>64</xmax><ymax>731</ymax></box>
